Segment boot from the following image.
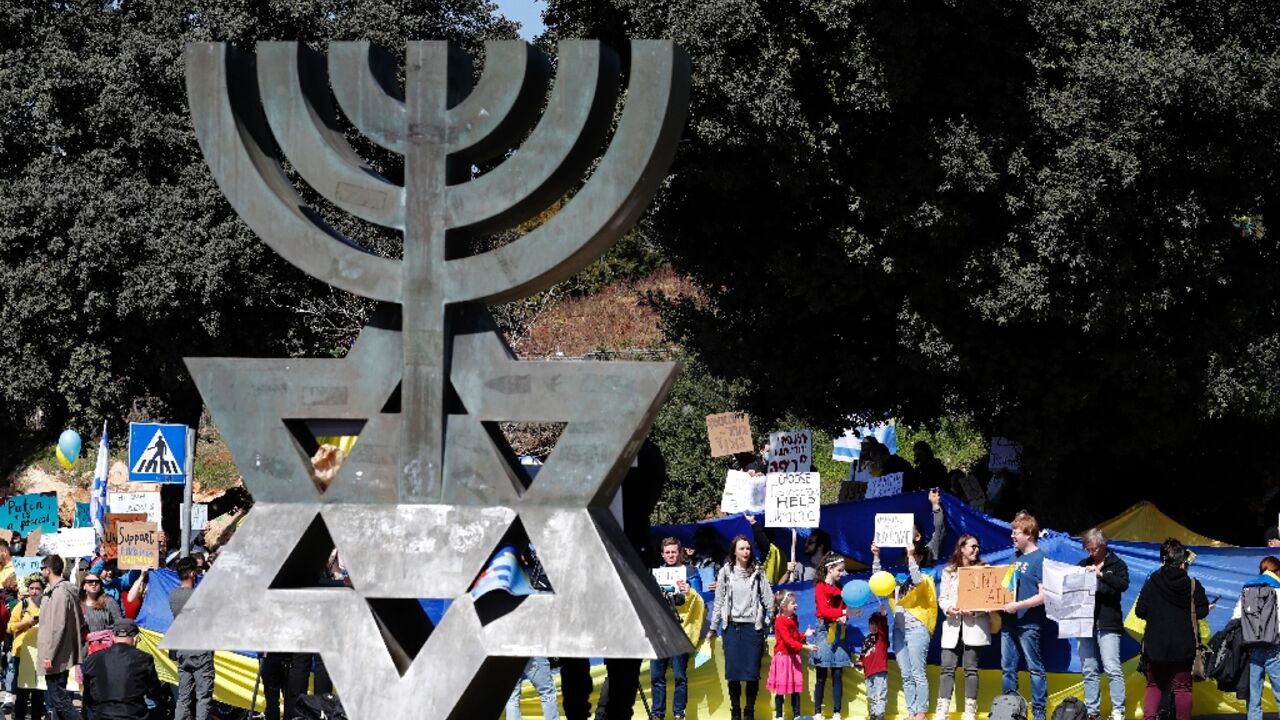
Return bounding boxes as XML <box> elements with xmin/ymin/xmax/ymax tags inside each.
<box><xmin>934</xmin><ymin>697</ymin><xmax>952</xmax><ymax>720</ymax></box>
<box><xmin>962</xmin><ymin>698</ymin><xmax>978</xmax><ymax>720</ymax></box>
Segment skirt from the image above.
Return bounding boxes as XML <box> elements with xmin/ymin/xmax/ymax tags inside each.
<box><xmin>766</xmin><ymin>652</ymin><xmax>806</xmax><ymax>695</ymax></box>
<box><xmin>722</xmin><ymin>621</ymin><xmax>766</xmax><ymax>681</ymax></box>
<box><xmin>810</xmin><ymin>621</ymin><xmax>852</xmax><ymax>668</ymax></box>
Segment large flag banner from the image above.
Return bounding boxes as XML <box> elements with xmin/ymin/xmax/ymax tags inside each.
<box><xmin>90</xmin><ymin>421</ymin><xmax>109</xmax><ymax>544</ymax></box>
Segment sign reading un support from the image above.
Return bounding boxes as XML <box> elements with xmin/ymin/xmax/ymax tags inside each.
<box><xmin>128</xmin><ymin>422</ymin><xmax>188</xmax><ymax>483</ymax></box>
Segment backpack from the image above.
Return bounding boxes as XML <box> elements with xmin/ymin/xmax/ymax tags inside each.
<box><xmin>292</xmin><ymin>694</ymin><xmax>347</xmax><ymax>720</ymax></box>
<box><xmin>990</xmin><ymin>691</ymin><xmax>1029</xmax><ymax>720</ymax></box>
<box><xmin>1050</xmin><ymin>697</ymin><xmax>1088</xmax><ymax>720</ymax></box>
<box><xmin>1239</xmin><ymin>585</ymin><xmax>1280</xmax><ymax>646</ymax></box>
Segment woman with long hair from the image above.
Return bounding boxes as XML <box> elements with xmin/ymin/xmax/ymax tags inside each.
<box><xmin>79</xmin><ymin>572</ymin><xmax>123</xmax><ymax>655</ymax></box>
<box><xmin>935</xmin><ymin>535</ymin><xmax>994</xmax><ymax>720</ymax></box>
<box><xmin>707</xmin><ymin>534</ymin><xmax>774</xmax><ymax>720</ymax></box>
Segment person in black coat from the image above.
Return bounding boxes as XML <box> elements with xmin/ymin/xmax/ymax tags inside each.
<box><xmin>1077</xmin><ymin>529</ymin><xmax>1131</xmax><ymax>720</ymax></box>
<box><xmin>81</xmin><ymin>619</ymin><xmax>164</xmax><ymax>720</ymax></box>
<box><xmin>1135</xmin><ymin>538</ymin><xmax>1210</xmax><ymax>720</ymax></box>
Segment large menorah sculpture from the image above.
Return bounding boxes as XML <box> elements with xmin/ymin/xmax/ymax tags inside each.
<box><xmin>164</xmin><ymin>39</ymin><xmax>691</xmax><ymax>718</ymax></box>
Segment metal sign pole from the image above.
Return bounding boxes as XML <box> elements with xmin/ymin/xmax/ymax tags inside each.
<box><xmin>181</xmin><ymin>427</ymin><xmax>195</xmax><ymax>558</ymax></box>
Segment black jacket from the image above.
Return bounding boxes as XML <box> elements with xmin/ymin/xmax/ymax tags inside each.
<box><xmin>82</xmin><ymin>642</ymin><xmax>164</xmax><ymax>720</ymax></box>
<box><xmin>1078</xmin><ymin>549</ymin><xmax>1130</xmax><ymax>631</ymax></box>
<box><xmin>1135</xmin><ymin>565</ymin><xmax>1210</xmax><ymax>663</ymax></box>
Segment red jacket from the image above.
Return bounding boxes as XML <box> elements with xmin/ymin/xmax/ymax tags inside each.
<box><xmin>814</xmin><ymin>581</ymin><xmax>846</xmax><ymax>622</ymax></box>
<box><xmin>773</xmin><ymin>614</ymin><xmax>806</xmax><ymax>656</ymax></box>
<box><xmin>860</xmin><ymin>612</ymin><xmax>889</xmax><ymax>676</ymax></box>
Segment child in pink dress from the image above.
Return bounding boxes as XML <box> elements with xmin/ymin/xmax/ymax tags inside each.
<box><xmin>768</xmin><ymin>590</ymin><xmax>817</xmax><ymax>720</ymax></box>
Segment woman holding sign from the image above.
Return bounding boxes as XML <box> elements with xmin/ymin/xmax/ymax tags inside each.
<box><xmin>871</xmin><ymin>543</ymin><xmax>938</xmax><ymax>720</ymax></box>
<box><xmin>936</xmin><ymin>535</ymin><xmax>994</xmax><ymax>720</ymax></box>
<box><xmin>708</xmin><ymin>534</ymin><xmax>775</xmax><ymax>720</ymax></box>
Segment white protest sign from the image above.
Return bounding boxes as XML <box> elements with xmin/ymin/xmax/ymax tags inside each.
<box><xmin>767</xmin><ymin>430</ymin><xmax>813</xmax><ymax>474</ymax></box>
<box><xmin>764</xmin><ymin>472</ymin><xmax>821</xmax><ymax>528</ymax></box>
<box><xmin>865</xmin><ymin>472</ymin><xmax>904</xmax><ymax>499</ymax></box>
<box><xmin>192</xmin><ymin>503</ymin><xmax>209</xmax><ymax>531</ymax></box>
<box><xmin>109</xmin><ymin>492</ymin><xmax>162</xmax><ymax>524</ymax></box>
<box><xmin>52</xmin><ymin>528</ymin><xmax>96</xmax><ymax>558</ymax></box>
<box><xmin>873</xmin><ymin>513</ymin><xmax>915</xmax><ymax>548</ymax></box>
<box><xmin>653</xmin><ymin>567</ymin><xmax>685</xmax><ymax>588</ymax></box>
<box><xmin>720</xmin><ymin>470</ymin><xmax>767</xmax><ymax>514</ymax></box>
<box><xmin>1043</xmin><ymin>558</ymin><xmax>1097</xmax><ymax>638</ymax></box>
<box><xmin>989</xmin><ymin>437</ymin><xmax>1022</xmax><ymax>472</ymax></box>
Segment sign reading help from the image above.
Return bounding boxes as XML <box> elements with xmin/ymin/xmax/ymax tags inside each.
<box><xmin>873</xmin><ymin>513</ymin><xmax>915</xmax><ymax>548</ymax></box>
<box><xmin>865</xmin><ymin>472</ymin><xmax>904</xmax><ymax>499</ymax></box>
<box><xmin>989</xmin><ymin>437</ymin><xmax>1022</xmax><ymax>472</ymax></box>
<box><xmin>117</xmin><ymin>522</ymin><xmax>160</xmax><ymax>570</ymax></box>
<box><xmin>127</xmin><ymin>422</ymin><xmax>188</xmax><ymax>483</ymax></box>
<box><xmin>109</xmin><ymin>492</ymin><xmax>161</xmax><ymax>524</ymax></box>
<box><xmin>0</xmin><ymin>493</ymin><xmax>59</xmax><ymax>535</ymax></box>
<box><xmin>956</xmin><ymin>565</ymin><xmax>1015</xmax><ymax>611</ymax></box>
<box><xmin>764</xmin><ymin>472</ymin><xmax>821</xmax><ymax>528</ymax></box>
<box><xmin>767</xmin><ymin>430</ymin><xmax>812</xmax><ymax>473</ymax></box>
<box><xmin>706</xmin><ymin>412</ymin><xmax>754</xmax><ymax>457</ymax></box>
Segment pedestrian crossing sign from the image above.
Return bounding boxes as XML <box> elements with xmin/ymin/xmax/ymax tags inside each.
<box><xmin>128</xmin><ymin>422</ymin><xmax>189</xmax><ymax>483</ymax></box>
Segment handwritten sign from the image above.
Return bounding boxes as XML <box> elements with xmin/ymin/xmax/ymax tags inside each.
<box><xmin>52</xmin><ymin>528</ymin><xmax>96</xmax><ymax>558</ymax></box>
<box><xmin>12</xmin><ymin>557</ymin><xmax>41</xmax><ymax>588</ymax></box>
<box><xmin>0</xmin><ymin>493</ymin><xmax>58</xmax><ymax>535</ymax></box>
<box><xmin>192</xmin><ymin>503</ymin><xmax>209</xmax><ymax>531</ymax></box>
<box><xmin>767</xmin><ymin>430</ymin><xmax>813</xmax><ymax>473</ymax></box>
<box><xmin>653</xmin><ymin>567</ymin><xmax>685</xmax><ymax>589</ymax></box>
<box><xmin>117</xmin><ymin>522</ymin><xmax>160</xmax><ymax>570</ymax></box>
<box><xmin>873</xmin><ymin>513</ymin><xmax>915</xmax><ymax>548</ymax></box>
<box><xmin>24</xmin><ymin>529</ymin><xmax>41</xmax><ymax>557</ymax></box>
<box><xmin>865</xmin><ymin>472</ymin><xmax>904</xmax><ymax>499</ymax></box>
<box><xmin>103</xmin><ymin>513</ymin><xmax>148</xmax><ymax>559</ymax></box>
<box><xmin>706</xmin><ymin>412</ymin><xmax>753</xmax><ymax>457</ymax></box>
<box><xmin>109</xmin><ymin>492</ymin><xmax>162</xmax><ymax>524</ymax></box>
<box><xmin>720</xmin><ymin>470</ymin><xmax>767</xmax><ymax>514</ymax></box>
<box><xmin>956</xmin><ymin>565</ymin><xmax>1014</xmax><ymax>611</ymax></box>
<box><xmin>989</xmin><ymin>437</ymin><xmax>1022</xmax><ymax>472</ymax></box>
<box><xmin>75</xmin><ymin>502</ymin><xmax>91</xmax><ymax>528</ymax></box>
<box><xmin>765</xmin><ymin>472</ymin><xmax>821</xmax><ymax>528</ymax></box>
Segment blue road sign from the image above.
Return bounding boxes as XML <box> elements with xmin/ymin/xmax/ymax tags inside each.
<box><xmin>128</xmin><ymin>422</ymin><xmax>188</xmax><ymax>483</ymax></box>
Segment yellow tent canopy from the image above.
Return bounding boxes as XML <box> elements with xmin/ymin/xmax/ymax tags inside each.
<box><xmin>1088</xmin><ymin>500</ymin><xmax>1231</xmax><ymax>547</ymax></box>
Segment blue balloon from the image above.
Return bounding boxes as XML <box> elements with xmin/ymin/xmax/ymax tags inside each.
<box><xmin>58</xmin><ymin>429</ymin><xmax>82</xmax><ymax>463</ymax></box>
<box><xmin>841</xmin><ymin>579</ymin><xmax>873</xmax><ymax>608</ymax></box>
<box><xmin>895</xmin><ymin>572</ymin><xmax>909</xmax><ymax>585</ymax></box>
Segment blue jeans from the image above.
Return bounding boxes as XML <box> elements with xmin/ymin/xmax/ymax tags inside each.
<box><xmin>894</xmin><ymin>623</ymin><xmax>931</xmax><ymax>714</ymax></box>
<box><xmin>866</xmin><ymin>672</ymin><xmax>888</xmax><ymax>716</ymax></box>
<box><xmin>506</xmin><ymin>657</ymin><xmax>559</xmax><ymax>720</ymax></box>
<box><xmin>6</xmin><ymin>653</ymin><xmax>17</xmax><ymax>695</ymax></box>
<box><xmin>1248</xmin><ymin>645</ymin><xmax>1280</xmax><ymax>720</ymax></box>
<box><xmin>1002</xmin><ymin>621</ymin><xmax>1047</xmax><ymax>719</ymax></box>
<box><xmin>44</xmin><ymin>670</ymin><xmax>81</xmax><ymax>720</ymax></box>
<box><xmin>650</xmin><ymin>653</ymin><xmax>689</xmax><ymax>718</ymax></box>
<box><xmin>1079</xmin><ymin>629</ymin><xmax>1125</xmax><ymax>716</ymax></box>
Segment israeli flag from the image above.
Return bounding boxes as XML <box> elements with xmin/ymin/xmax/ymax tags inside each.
<box><xmin>90</xmin><ymin>421</ymin><xmax>109</xmax><ymax>545</ymax></box>
<box><xmin>831</xmin><ymin>422</ymin><xmax>898</xmax><ymax>462</ymax></box>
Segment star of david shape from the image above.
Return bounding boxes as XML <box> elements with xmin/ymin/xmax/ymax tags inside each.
<box><xmin>163</xmin><ymin>310</ymin><xmax>692</xmax><ymax>719</ymax></box>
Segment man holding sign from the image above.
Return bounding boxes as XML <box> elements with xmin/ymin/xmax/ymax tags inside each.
<box><xmin>650</xmin><ymin>538</ymin><xmax>703</xmax><ymax>720</ymax></box>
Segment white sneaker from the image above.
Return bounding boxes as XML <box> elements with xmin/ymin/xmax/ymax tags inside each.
<box><xmin>832</xmin><ymin>714</ymin><xmax>842</xmax><ymax>720</ymax></box>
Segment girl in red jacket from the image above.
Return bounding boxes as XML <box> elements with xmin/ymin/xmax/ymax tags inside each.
<box><xmin>812</xmin><ymin>553</ymin><xmax>853</xmax><ymax>720</ymax></box>
<box><xmin>767</xmin><ymin>590</ymin><xmax>816</xmax><ymax>720</ymax></box>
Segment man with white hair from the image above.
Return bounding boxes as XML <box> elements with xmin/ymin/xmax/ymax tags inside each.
<box><xmin>1077</xmin><ymin>528</ymin><xmax>1130</xmax><ymax>720</ymax></box>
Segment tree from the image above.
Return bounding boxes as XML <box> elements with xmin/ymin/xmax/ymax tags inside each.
<box><xmin>0</xmin><ymin>0</ymin><xmax>518</xmax><ymax>470</ymax></box>
<box><xmin>544</xmin><ymin>0</ymin><xmax>1280</xmax><ymax>538</ymax></box>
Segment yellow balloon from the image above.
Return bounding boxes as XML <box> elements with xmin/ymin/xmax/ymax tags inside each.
<box><xmin>869</xmin><ymin>570</ymin><xmax>896</xmax><ymax>597</ymax></box>
<box><xmin>55</xmin><ymin>446</ymin><xmax>75</xmax><ymax>469</ymax></box>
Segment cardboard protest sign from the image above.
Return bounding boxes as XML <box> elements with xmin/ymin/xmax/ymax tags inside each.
<box><xmin>23</xmin><ymin>530</ymin><xmax>41</xmax><ymax>557</ymax></box>
<box><xmin>653</xmin><ymin>567</ymin><xmax>685</xmax><ymax>589</ymax></box>
<box><xmin>989</xmin><ymin>437</ymin><xmax>1022</xmax><ymax>472</ymax></box>
<box><xmin>103</xmin><ymin>513</ymin><xmax>148</xmax><ymax>559</ymax></box>
<box><xmin>767</xmin><ymin>430</ymin><xmax>813</xmax><ymax>473</ymax></box>
<box><xmin>865</xmin><ymin>472</ymin><xmax>904</xmax><ymax>500</ymax></box>
<box><xmin>109</xmin><ymin>492</ymin><xmax>162</xmax><ymax>524</ymax></box>
<box><xmin>192</xmin><ymin>503</ymin><xmax>209</xmax><ymax>531</ymax></box>
<box><xmin>706</xmin><ymin>412</ymin><xmax>753</xmax><ymax>457</ymax></box>
<box><xmin>54</xmin><ymin>528</ymin><xmax>96</xmax><ymax>558</ymax></box>
<box><xmin>117</xmin><ymin>522</ymin><xmax>160</xmax><ymax>570</ymax></box>
<box><xmin>0</xmin><ymin>492</ymin><xmax>58</xmax><ymax>535</ymax></box>
<box><xmin>0</xmin><ymin>529</ymin><xmax>11</xmax><ymax>545</ymax></box>
<box><xmin>719</xmin><ymin>470</ymin><xmax>766</xmax><ymax>514</ymax></box>
<box><xmin>764</xmin><ymin>472</ymin><xmax>821</xmax><ymax>528</ymax></box>
<box><xmin>873</xmin><ymin>513</ymin><xmax>915</xmax><ymax>548</ymax></box>
<box><xmin>956</xmin><ymin>565</ymin><xmax>1015</xmax><ymax>611</ymax></box>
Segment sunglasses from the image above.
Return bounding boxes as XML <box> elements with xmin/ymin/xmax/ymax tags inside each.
<box><xmin>83</xmin><ymin>579</ymin><xmax>100</xmax><ymax>585</ymax></box>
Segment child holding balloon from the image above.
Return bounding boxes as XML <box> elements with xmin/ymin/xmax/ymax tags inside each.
<box><xmin>768</xmin><ymin>590</ymin><xmax>817</xmax><ymax>720</ymax></box>
<box><xmin>812</xmin><ymin>553</ymin><xmax>857</xmax><ymax>720</ymax></box>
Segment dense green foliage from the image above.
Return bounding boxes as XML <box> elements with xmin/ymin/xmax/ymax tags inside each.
<box><xmin>0</xmin><ymin>1</ymin><xmax>518</xmax><ymax>470</ymax></box>
<box><xmin>545</xmin><ymin>0</ymin><xmax>1280</xmax><ymax>538</ymax></box>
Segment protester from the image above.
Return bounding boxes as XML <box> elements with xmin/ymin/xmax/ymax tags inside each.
<box><xmin>936</xmin><ymin>534</ymin><xmax>992</xmax><ymax>720</ymax></box>
<box><xmin>8</xmin><ymin>573</ymin><xmax>42</xmax><ymax>720</ymax></box>
<box><xmin>707</xmin><ymin>534</ymin><xmax>774</xmax><ymax>720</ymax></box>
<box><xmin>1265</xmin><ymin>527</ymin><xmax>1280</xmax><ymax>549</ymax></box>
<box><xmin>650</xmin><ymin>537</ymin><xmax>702</xmax><ymax>720</ymax></box>
<box><xmin>261</xmin><ymin>653</ymin><xmax>310</xmax><ymax>720</ymax></box>
<box><xmin>812</xmin><ymin>552</ymin><xmax>852</xmax><ymax>720</ymax></box>
<box><xmin>1135</xmin><ymin>538</ymin><xmax>1209</xmax><ymax>720</ymax></box>
<box><xmin>1078</xmin><ymin>529</ymin><xmax>1130</xmax><ymax>720</ymax></box>
<box><xmin>1231</xmin><ymin>555</ymin><xmax>1280</xmax><ymax>720</ymax></box>
<box><xmin>871</xmin><ymin>540</ymin><xmax>935</xmax><ymax>720</ymax></box>
<box><xmin>36</xmin><ymin>555</ymin><xmax>84</xmax><ymax>720</ymax></box>
<box><xmin>504</xmin><ymin>657</ymin><xmax>558</xmax><ymax>720</ymax></box>
<box><xmin>0</xmin><ymin>539</ymin><xmax>17</xmax><ymax>708</ymax></box>
<box><xmin>169</xmin><ymin>557</ymin><xmax>214</xmax><ymax>720</ymax></box>
<box><xmin>780</xmin><ymin>529</ymin><xmax>832</xmax><ymax>584</ymax></box>
<box><xmin>858</xmin><ymin>602</ymin><xmax>890</xmax><ymax>720</ymax></box>
<box><xmin>80</xmin><ymin>571</ymin><xmax>124</xmax><ymax>655</ymax></box>
<box><xmin>913</xmin><ymin>442</ymin><xmax>948</xmax><ymax>494</ymax></box>
<box><xmin>767</xmin><ymin>590</ymin><xmax>815</xmax><ymax>720</ymax></box>
<box><xmin>81</xmin><ymin>619</ymin><xmax>164</xmax><ymax>720</ymax></box>
<box><xmin>1000</xmin><ymin>512</ymin><xmax>1047</xmax><ymax>720</ymax></box>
